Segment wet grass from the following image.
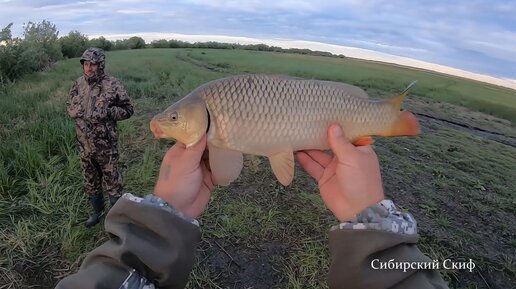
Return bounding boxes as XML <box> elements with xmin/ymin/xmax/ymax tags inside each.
<box><xmin>0</xmin><ymin>48</ymin><xmax>514</xmax><ymax>289</ymax></box>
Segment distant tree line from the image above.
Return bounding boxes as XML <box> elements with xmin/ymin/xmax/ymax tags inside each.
<box><xmin>0</xmin><ymin>20</ymin><xmax>344</xmax><ymax>86</ymax></box>
<box><xmin>0</xmin><ymin>21</ymin><xmax>149</xmax><ymax>85</ymax></box>
<box><xmin>148</xmin><ymin>39</ymin><xmax>344</xmax><ymax>58</ymax></box>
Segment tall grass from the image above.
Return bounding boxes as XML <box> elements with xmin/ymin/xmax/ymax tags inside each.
<box><xmin>0</xmin><ymin>56</ymin><xmax>104</xmax><ymax>287</ymax></box>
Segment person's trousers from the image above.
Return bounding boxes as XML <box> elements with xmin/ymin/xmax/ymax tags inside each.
<box><xmin>80</xmin><ymin>151</ymin><xmax>123</xmax><ymax>198</ymax></box>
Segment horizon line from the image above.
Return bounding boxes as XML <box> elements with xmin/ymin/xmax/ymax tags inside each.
<box><xmin>89</xmin><ymin>32</ymin><xmax>516</xmax><ymax>91</ymax></box>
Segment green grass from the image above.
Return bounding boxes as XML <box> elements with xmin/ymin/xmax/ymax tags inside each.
<box><xmin>0</xmin><ymin>48</ymin><xmax>515</xmax><ymax>289</ymax></box>
<box><xmin>189</xmin><ymin>49</ymin><xmax>516</xmax><ymax>124</ymax></box>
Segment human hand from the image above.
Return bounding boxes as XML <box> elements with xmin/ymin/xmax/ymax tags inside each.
<box><xmin>90</xmin><ymin>99</ymin><xmax>111</xmax><ymax>122</ymax></box>
<box><xmin>67</xmin><ymin>106</ymin><xmax>83</xmax><ymax>119</ymax></box>
<box><xmin>154</xmin><ymin>135</ymin><xmax>215</xmax><ymax>218</ymax></box>
<box><xmin>67</xmin><ymin>97</ymin><xmax>84</xmax><ymax>119</ymax></box>
<box><xmin>296</xmin><ymin>124</ymin><xmax>384</xmax><ymax>222</ymax></box>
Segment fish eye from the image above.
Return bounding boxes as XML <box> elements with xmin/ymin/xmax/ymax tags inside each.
<box><xmin>170</xmin><ymin>111</ymin><xmax>179</xmax><ymax>121</ymax></box>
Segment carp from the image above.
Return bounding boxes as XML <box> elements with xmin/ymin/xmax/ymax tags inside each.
<box><xmin>150</xmin><ymin>74</ymin><xmax>419</xmax><ymax>186</ymax></box>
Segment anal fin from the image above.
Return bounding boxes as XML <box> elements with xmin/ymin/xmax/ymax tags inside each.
<box><xmin>352</xmin><ymin>136</ymin><xmax>375</xmax><ymax>146</ymax></box>
<box><xmin>268</xmin><ymin>150</ymin><xmax>295</xmax><ymax>186</ymax></box>
<box><xmin>208</xmin><ymin>143</ymin><xmax>243</xmax><ymax>186</ymax></box>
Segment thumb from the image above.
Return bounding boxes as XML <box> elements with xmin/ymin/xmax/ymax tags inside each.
<box><xmin>328</xmin><ymin>124</ymin><xmax>355</xmax><ymax>160</ymax></box>
<box><xmin>183</xmin><ymin>135</ymin><xmax>207</xmax><ymax>162</ymax></box>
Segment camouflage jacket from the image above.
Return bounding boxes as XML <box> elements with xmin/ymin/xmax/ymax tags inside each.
<box><xmin>67</xmin><ymin>74</ymin><xmax>134</xmax><ymax>154</ymax></box>
<box><xmin>55</xmin><ymin>197</ymin><xmax>448</xmax><ymax>289</ymax></box>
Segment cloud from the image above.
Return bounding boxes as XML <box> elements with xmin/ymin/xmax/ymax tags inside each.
<box><xmin>116</xmin><ymin>9</ymin><xmax>155</xmax><ymax>14</ymax></box>
<box><xmin>494</xmin><ymin>2</ymin><xmax>516</xmax><ymax>12</ymax></box>
<box><xmin>93</xmin><ymin>31</ymin><xmax>516</xmax><ymax>89</ymax></box>
<box><xmin>185</xmin><ymin>0</ymin><xmax>321</xmax><ymax>13</ymax></box>
<box><xmin>347</xmin><ymin>40</ymin><xmax>428</xmax><ymax>53</ymax></box>
<box><xmin>11</xmin><ymin>0</ymin><xmax>95</xmax><ymax>8</ymax></box>
<box><xmin>0</xmin><ymin>0</ymin><xmax>515</xmax><ymax>78</ymax></box>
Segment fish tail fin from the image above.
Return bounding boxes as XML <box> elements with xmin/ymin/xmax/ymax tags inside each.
<box><xmin>381</xmin><ymin>80</ymin><xmax>420</xmax><ymax>136</ymax></box>
<box><xmin>388</xmin><ymin>111</ymin><xmax>420</xmax><ymax>136</ymax></box>
<box><xmin>388</xmin><ymin>80</ymin><xmax>418</xmax><ymax>110</ymax></box>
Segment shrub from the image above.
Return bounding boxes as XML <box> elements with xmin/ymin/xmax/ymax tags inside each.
<box><xmin>0</xmin><ymin>20</ymin><xmax>63</xmax><ymax>85</ymax></box>
<box><xmin>60</xmin><ymin>31</ymin><xmax>89</xmax><ymax>58</ymax></box>
<box><xmin>88</xmin><ymin>36</ymin><xmax>113</xmax><ymax>51</ymax></box>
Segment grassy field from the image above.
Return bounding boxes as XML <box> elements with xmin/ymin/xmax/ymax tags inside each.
<box><xmin>0</xmin><ymin>48</ymin><xmax>515</xmax><ymax>289</ymax></box>
<box><xmin>188</xmin><ymin>49</ymin><xmax>516</xmax><ymax>124</ymax></box>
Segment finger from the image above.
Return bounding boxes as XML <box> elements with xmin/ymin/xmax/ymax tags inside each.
<box><xmin>317</xmin><ymin>158</ymin><xmax>338</xmax><ymax>188</ymax></box>
<box><xmin>303</xmin><ymin>150</ymin><xmax>332</xmax><ymax>167</ymax></box>
<box><xmin>188</xmin><ymin>134</ymin><xmax>207</xmax><ymax>149</ymax></box>
<box><xmin>356</xmin><ymin>145</ymin><xmax>375</xmax><ymax>154</ymax></box>
<box><xmin>201</xmin><ymin>162</ymin><xmax>215</xmax><ymax>188</ymax></box>
<box><xmin>173</xmin><ymin>140</ymin><xmax>186</xmax><ymax>150</ymax></box>
<box><xmin>185</xmin><ymin>185</ymin><xmax>212</xmax><ymax>218</ymax></box>
<box><xmin>327</xmin><ymin>124</ymin><xmax>356</xmax><ymax>161</ymax></box>
<box><xmin>296</xmin><ymin>151</ymin><xmax>324</xmax><ymax>181</ymax></box>
<box><xmin>162</xmin><ymin>141</ymin><xmax>186</xmax><ymax>163</ymax></box>
<box><xmin>181</xmin><ymin>135</ymin><xmax>207</xmax><ymax>163</ymax></box>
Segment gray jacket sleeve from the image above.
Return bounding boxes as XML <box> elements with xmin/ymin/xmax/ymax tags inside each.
<box><xmin>328</xmin><ymin>200</ymin><xmax>449</xmax><ymax>289</ymax></box>
<box><xmin>55</xmin><ymin>194</ymin><xmax>200</xmax><ymax>289</ymax></box>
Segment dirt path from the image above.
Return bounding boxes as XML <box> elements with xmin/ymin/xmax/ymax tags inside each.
<box><xmin>414</xmin><ymin>112</ymin><xmax>516</xmax><ymax>148</ymax></box>
<box><xmin>403</xmin><ymin>96</ymin><xmax>516</xmax><ymax>146</ymax></box>
<box><xmin>175</xmin><ymin>50</ymin><xmax>227</xmax><ymax>72</ymax></box>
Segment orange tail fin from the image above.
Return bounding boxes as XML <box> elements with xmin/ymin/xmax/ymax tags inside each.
<box><xmin>388</xmin><ymin>111</ymin><xmax>420</xmax><ymax>136</ymax></box>
<box><xmin>382</xmin><ymin>80</ymin><xmax>420</xmax><ymax>136</ymax></box>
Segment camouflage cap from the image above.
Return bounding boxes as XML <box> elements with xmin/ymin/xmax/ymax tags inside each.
<box><xmin>80</xmin><ymin>47</ymin><xmax>105</xmax><ymax>66</ymax></box>
<box><xmin>80</xmin><ymin>47</ymin><xmax>105</xmax><ymax>77</ymax></box>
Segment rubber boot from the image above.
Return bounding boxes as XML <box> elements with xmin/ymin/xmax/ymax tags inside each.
<box><xmin>109</xmin><ymin>194</ymin><xmax>121</xmax><ymax>207</ymax></box>
<box><xmin>85</xmin><ymin>193</ymin><xmax>104</xmax><ymax>227</ymax></box>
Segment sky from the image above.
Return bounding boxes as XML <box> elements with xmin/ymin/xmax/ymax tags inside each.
<box><xmin>1</xmin><ymin>0</ymin><xmax>516</xmax><ymax>87</ymax></box>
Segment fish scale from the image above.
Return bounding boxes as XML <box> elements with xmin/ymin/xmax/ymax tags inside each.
<box><xmin>150</xmin><ymin>74</ymin><xmax>419</xmax><ymax>186</ymax></box>
<box><xmin>202</xmin><ymin>75</ymin><xmax>372</xmax><ymax>154</ymax></box>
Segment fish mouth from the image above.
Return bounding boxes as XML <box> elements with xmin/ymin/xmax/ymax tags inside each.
<box><xmin>150</xmin><ymin>119</ymin><xmax>166</xmax><ymax>138</ymax></box>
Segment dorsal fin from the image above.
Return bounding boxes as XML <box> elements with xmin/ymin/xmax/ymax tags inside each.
<box><xmin>388</xmin><ymin>80</ymin><xmax>417</xmax><ymax>110</ymax></box>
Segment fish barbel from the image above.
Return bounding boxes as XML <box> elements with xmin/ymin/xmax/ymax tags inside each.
<box><xmin>150</xmin><ymin>74</ymin><xmax>420</xmax><ymax>186</ymax></box>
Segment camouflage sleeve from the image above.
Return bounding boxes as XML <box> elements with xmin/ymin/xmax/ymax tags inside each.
<box><xmin>109</xmin><ymin>80</ymin><xmax>134</xmax><ymax>121</ymax></box>
<box><xmin>328</xmin><ymin>200</ymin><xmax>448</xmax><ymax>289</ymax></box>
<box><xmin>331</xmin><ymin>200</ymin><xmax>417</xmax><ymax>235</ymax></box>
<box><xmin>66</xmin><ymin>80</ymin><xmax>82</xmax><ymax>119</ymax></box>
<box><xmin>55</xmin><ymin>193</ymin><xmax>200</xmax><ymax>289</ymax></box>
<box><xmin>119</xmin><ymin>269</ymin><xmax>156</xmax><ymax>289</ymax></box>
<box><xmin>125</xmin><ymin>193</ymin><xmax>199</xmax><ymax>227</ymax></box>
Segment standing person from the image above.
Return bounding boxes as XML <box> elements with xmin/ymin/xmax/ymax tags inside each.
<box><xmin>66</xmin><ymin>47</ymin><xmax>134</xmax><ymax>227</ymax></box>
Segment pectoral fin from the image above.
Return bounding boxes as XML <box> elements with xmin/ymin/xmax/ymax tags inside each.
<box><xmin>268</xmin><ymin>150</ymin><xmax>295</xmax><ymax>186</ymax></box>
<box><xmin>208</xmin><ymin>143</ymin><xmax>243</xmax><ymax>186</ymax></box>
